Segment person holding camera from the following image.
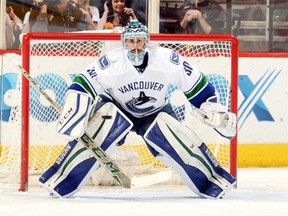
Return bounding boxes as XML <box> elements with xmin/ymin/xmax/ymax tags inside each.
<box><xmin>179</xmin><ymin>0</ymin><xmax>226</xmax><ymax>34</ymax></box>
<box><xmin>22</xmin><ymin>0</ymin><xmax>48</xmax><ymax>34</ymax></box>
<box><xmin>97</xmin><ymin>0</ymin><xmax>137</xmax><ymax>31</ymax></box>
<box><xmin>22</xmin><ymin>0</ymin><xmax>82</xmax><ymax>33</ymax></box>
<box><xmin>46</xmin><ymin>0</ymin><xmax>83</xmax><ymax>32</ymax></box>
<box><xmin>22</xmin><ymin>0</ymin><xmax>99</xmax><ymax>34</ymax></box>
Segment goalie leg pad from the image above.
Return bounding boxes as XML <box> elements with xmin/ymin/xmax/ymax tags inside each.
<box><xmin>143</xmin><ymin>112</ymin><xmax>236</xmax><ymax>199</ymax></box>
<box><xmin>39</xmin><ymin>140</ymin><xmax>98</xmax><ymax>197</ymax></box>
<box><xmin>39</xmin><ymin>102</ymin><xmax>133</xmax><ymax>197</ymax></box>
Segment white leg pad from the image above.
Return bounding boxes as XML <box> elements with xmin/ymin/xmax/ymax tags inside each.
<box><xmin>143</xmin><ymin>112</ymin><xmax>236</xmax><ymax>199</ymax></box>
<box><xmin>39</xmin><ymin>102</ymin><xmax>133</xmax><ymax>197</ymax></box>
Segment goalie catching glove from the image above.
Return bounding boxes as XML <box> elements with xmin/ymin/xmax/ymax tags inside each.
<box><xmin>195</xmin><ymin>99</ymin><xmax>237</xmax><ymax>139</ymax></box>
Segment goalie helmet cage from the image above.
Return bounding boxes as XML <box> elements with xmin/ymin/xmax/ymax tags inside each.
<box><xmin>2</xmin><ymin>32</ymin><xmax>238</xmax><ymax>191</ymax></box>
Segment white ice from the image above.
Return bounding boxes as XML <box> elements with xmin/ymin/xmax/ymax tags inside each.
<box><xmin>0</xmin><ymin>168</ymin><xmax>287</xmax><ymax>216</ymax></box>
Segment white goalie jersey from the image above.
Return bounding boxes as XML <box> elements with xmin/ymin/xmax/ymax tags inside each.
<box><xmin>76</xmin><ymin>46</ymin><xmax>204</xmax><ymax>118</ymax></box>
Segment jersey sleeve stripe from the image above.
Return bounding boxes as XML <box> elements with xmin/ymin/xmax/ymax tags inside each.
<box><xmin>73</xmin><ymin>75</ymin><xmax>97</xmax><ymax>99</ymax></box>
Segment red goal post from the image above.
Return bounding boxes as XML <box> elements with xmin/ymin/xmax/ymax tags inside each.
<box><xmin>1</xmin><ymin>32</ymin><xmax>238</xmax><ymax>191</ymax></box>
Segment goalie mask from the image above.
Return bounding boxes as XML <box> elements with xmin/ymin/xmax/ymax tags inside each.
<box><xmin>121</xmin><ymin>20</ymin><xmax>149</xmax><ymax>66</ymax></box>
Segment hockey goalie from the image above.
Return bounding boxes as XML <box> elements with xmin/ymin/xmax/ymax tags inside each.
<box><xmin>39</xmin><ymin>20</ymin><xmax>237</xmax><ymax>199</ymax></box>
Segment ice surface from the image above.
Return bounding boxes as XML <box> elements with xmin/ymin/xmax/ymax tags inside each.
<box><xmin>0</xmin><ymin>168</ymin><xmax>287</xmax><ymax>216</ymax></box>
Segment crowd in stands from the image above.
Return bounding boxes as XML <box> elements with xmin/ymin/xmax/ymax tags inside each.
<box><xmin>5</xmin><ymin>0</ymin><xmax>147</xmax><ymax>49</ymax></box>
<box><xmin>6</xmin><ymin>0</ymin><xmax>230</xmax><ymax>49</ymax></box>
<box><xmin>7</xmin><ymin>0</ymin><xmax>283</xmax><ymax>51</ymax></box>
<box><xmin>6</xmin><ymin>0</ymin><xmax>229</xmax><ymax>49</ymax></box>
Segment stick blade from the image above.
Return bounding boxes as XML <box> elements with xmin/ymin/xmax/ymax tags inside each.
<box><xmin>130</xmin><ymin>170</ymin><xmax>172</xmax><ymax>188</ymax></box>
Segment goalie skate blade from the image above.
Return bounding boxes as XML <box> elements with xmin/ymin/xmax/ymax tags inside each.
<box><xmin>130</xmin><ymin>170</ymin><xmax>172</xmax><ymax>188</ymax></box>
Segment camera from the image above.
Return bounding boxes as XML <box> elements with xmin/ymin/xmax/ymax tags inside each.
<box><xmin>182</xmin><ymin>0</ymin><xmax>195</xmax><ymax>10</ymax></box>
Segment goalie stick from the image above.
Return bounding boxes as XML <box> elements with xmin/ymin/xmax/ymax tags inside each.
<box><xmin>14</xmin><ymin>57</ymin><xmax>172</xmax><ymax>189</ymax></box>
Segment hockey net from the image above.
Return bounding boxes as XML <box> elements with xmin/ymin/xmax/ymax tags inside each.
<box><xmin>0</xmin><ymin>32</ymin><xmax>238</xmax><ymax>191</ymax></box>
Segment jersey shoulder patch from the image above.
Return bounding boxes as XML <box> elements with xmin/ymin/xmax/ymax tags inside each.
<box><xmin>97</xmin><ymin>54</ymin><xmax>111</xmax><ymax>69</ymax></box>
<box><xmin>170</xmin><ymin>51</ymin><xmax>180</xmax><ymax>65</ymax></box>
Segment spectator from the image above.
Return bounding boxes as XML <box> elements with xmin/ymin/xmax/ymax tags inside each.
<box><xmin>22</xmin><ymin>0</ymin><xmax>48</xmax><ymax>34</ymax></box>
<box><xmin>79</xmin><ymin>0</ymin><xmax>100</xmax><ymax>25</ymax></box>
<box><xmin>6</xmin><ymin>5</ymin><xmax>23</xmax><ymax>49</ymax></box>
<box><xmin>6</xmin><ymin>0</ymin><xmax>29</xmax><ymax>21</ymax></box>
<box><xmin>6</xmin><ymin>13</ymin><xmax>15</xmax><ymax>49</ymax></box>
<box><xmin>179</xmin><ymin>0</ymin><xmax>226</xmax><ymax>34</ymax></box>
<box><xmin>97</xmin><ymin>0</ymin><xmax>137</xmax><ymax>31</ymax></box>
<box><xmin>77</xmin><ymin>0</ymin><xmax>99</xmax><ymax>30</ymax></box>
<box><xmin>46</xmin><ymin>0</ymin><xmax>83</xmax><ymax>32</ymax></box>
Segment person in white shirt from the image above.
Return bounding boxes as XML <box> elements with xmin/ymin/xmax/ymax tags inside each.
<box><xmin>77</xmin><ymin>0</ymin><xmax>99</xmax><ymax>30</ymax></box>
<box><xmin>6</xmin><ymin>5</ymin><xmax>23</xmax><ymax>49</ymax></box>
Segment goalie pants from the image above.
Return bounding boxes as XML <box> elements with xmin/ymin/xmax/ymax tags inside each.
<box><xmin>97</xmin><ymin>95</ymin><xmax>179</xmax><ymax>156</ymax></box>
